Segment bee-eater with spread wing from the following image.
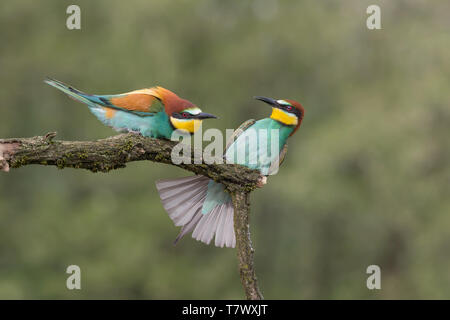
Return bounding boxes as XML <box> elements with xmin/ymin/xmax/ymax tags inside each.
<box><xmin>156</xmin><ymin>97</ymin><xmax>305</xmax><ymax>248</ymax></box>
<box><xmin>45</xmin><ymin>78</ymin><xmax>217</xmax><ymax>138</ymax></box>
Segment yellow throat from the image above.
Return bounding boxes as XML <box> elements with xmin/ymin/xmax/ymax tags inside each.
<box><xmin>270</xmin><ymin>107</ymin><xmax>298</xmax><ymax>126</ymax></box>
<box><xmin>170</xmin><ymin>117</ymin><xmax>202</xmax><ymax>133</ymax></box>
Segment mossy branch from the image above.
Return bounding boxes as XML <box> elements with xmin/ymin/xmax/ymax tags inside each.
<box><xmin>0</xmin><ymin>132</ymin><xmax>264</xmax><ymax>299</ymax></box>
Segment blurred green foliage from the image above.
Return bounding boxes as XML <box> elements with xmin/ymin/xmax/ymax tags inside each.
<box><xmin>0</xmin><ymin>0</ymin><xmax>449</xmax><ymax>299</ymax></box>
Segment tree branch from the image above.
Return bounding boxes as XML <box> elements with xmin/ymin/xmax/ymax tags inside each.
<box><xmin>232</xmin><ymin>192</ymin><xmax>264</xmax><ymax>300</ymax></box>
<box><xmin>0</xmin><ymin>132</ymin><xmax>264</xmax><ymax>299</ymax></box>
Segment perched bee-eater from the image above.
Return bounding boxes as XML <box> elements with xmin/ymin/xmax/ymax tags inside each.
<box><xmin>45</xmin><ymin>78</ymin><xmax>217</xmax><ymax>138</ymax></box>
<box><xmin>156</xmin><ymin>97</ymin><xmax>305</xmax><ymax>248</ymax></box>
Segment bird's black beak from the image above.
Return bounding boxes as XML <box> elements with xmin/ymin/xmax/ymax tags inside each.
<box><xmin>194</xmin><ymin>112</ymin><xmax>218</xmax><ymax>119</ymax></box>
<box><xmin>254</xmin><ymin>96</ymin><xmax>279</xmax><ymax>107</ymax></box>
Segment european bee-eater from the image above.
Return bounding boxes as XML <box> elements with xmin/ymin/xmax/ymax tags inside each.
<box><xmin>156</xmin><ymin>97</ymin><xmax>305</xmax><ymax>248</ymax></box>
<box><xmin>45</xmin><ymin>78</ymin><xmax>217</xmax><ymax>138</ymax></box>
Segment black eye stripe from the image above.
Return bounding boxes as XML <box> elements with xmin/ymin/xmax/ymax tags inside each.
<box><xmin>278</xmin><ymin>104</ymin><xmax>302</xmax><ymax>117</ymax></box>
<box><xmin>172</xmin><ymin>112</ymin><xmax>192</xmax><ymax>119</ymax></box>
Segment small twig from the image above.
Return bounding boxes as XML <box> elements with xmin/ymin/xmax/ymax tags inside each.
<box><xmin>44</xmin><ymin>131</ymin><xmax>57</xmax><ymax>142</ymax></box>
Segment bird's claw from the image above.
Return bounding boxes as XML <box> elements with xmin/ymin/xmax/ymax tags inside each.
<box><xmin>128</xmin><ymin>130</ymin><xmax>142</xmax><ymax>136</ymax></box>
<box><xmin>256</xmin><ymin>176</ymin><xmax>267</xmax><ymax>188</ymax></box>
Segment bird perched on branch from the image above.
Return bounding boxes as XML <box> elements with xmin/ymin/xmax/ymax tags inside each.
<box><xmin>156</xmin><ymin>96</ymin><xmax>305</xmax><ymax>248</ymax></box>
<box><xmin>45</xmin><ymin>78</ymin><xmax>217</xmax><ymax>138</ymax></box>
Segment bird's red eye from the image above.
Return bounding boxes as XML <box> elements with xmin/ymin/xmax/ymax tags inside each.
<box><xmin>182</xmin><ymin>113</ymin><xmax>188</xmax><ymax>118</ymax></box>
<box><xmin>286</xmin><ymin>105</ymin><xmax>293</xmax><ymax>111</ymax></box>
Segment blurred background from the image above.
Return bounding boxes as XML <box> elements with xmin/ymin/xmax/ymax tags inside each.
<box><xmin>0</xmin><ymin>0</ymin><xmax>449</xmax><ymax>299</ymax></box>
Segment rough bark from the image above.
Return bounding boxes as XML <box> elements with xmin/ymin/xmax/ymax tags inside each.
<box><xmin>232</xmin><ymin>192</ymin><xmax>264</xmax><ymax>300</ymax></box>
<box><xmin>0</xmin><ymin>132</ymin><xmax>264</xmax><ymax>299</ymax></box>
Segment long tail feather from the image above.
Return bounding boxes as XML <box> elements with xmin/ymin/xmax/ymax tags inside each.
<box><xmin>44</xmin><ymin>77</ymin><xmax>135</xmax><ymax>132</ymax></box>
<box><xmin>44</xmin><ymin>77</ymin><xmax>95</xmax><ymax>106</ymax></box>
<box><xmin>156</xmin><ymin>176</ymin><xmax>236</xmax><ymax>248</ymax></box>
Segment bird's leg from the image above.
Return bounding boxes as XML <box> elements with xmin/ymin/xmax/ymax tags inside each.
<box><xmin>256</xmin><ymin>175</ymin><xmax>267</xmax><ymax>188</ymax></box>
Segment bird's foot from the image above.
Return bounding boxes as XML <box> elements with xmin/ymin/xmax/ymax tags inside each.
<box><xmin>256</xmin><ymin>175</ymin><xmax>267</xmax><ymax>188</ymax></box>
<box><xmin>128</xmin><ymin>130</ymin><xmax>142</xmax><ymax>136</ymax></box>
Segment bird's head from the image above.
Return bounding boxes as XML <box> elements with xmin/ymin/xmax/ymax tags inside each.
<box><xmin>169</xmin><ymin>106</ymin><xmax>217</xmax><ymax>134</ymax></box>
<box><xmin>254</xmin><ymin>96</ymin><xmax>305</xmax><ymax>136</ymax></box>
<box><xmin>153</xmin><ymin>87</ymin><xmax>217</xmax><ymax>133</ymax></box>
